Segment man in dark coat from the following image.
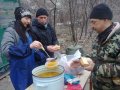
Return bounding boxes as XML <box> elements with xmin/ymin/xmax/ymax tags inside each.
<box><xmin>32</xmin><ymin>8</ymin><xmax>60</xmax><ymax>60</ymax></box>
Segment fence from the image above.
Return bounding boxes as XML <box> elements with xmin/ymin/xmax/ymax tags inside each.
<box><xmin>0</xmin><ymin>0</ymin><xmax>19</xmax><ymax>76</ymax></box>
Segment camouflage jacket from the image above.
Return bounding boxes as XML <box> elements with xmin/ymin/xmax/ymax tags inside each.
<box><xmin>91</xmin><ymin>22</ymin><xmax>120</xmax><ymax>78</ymax></box>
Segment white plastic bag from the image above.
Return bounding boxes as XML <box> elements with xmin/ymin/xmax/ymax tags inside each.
<box><xmin>59</xmin><ymin>50</ymin><xmax>84</xmax><ymax>75</ymax></box>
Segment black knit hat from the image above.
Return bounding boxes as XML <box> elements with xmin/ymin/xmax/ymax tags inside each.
<box><xmin>90</xmin><ymin>3</ymin><xmax>113</xmax><ymax>20</ymax></box>
<box><xmin>36</xmin><ymin>8</ymin><xmax>48</xmax><ymax>17</ymax></box>
<box><xmin>14</xmin><ymin>7</ymin><xmax>31</xmax><ymax>20</ymax></box>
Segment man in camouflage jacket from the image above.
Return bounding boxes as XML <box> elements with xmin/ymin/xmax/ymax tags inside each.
<box><xmin>84</xmin><ymin>3</ymin><xmax>120</xmax><ymax>90</ymax></box>
<box><xmin>90</xmin><ymin>21</ymin><xmax>120</xmax><ymax>90</ymax></box>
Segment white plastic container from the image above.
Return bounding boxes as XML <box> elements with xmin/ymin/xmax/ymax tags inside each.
<box><xmin>32</xmin><ymin>65</ymin><xmax>64</xmax><ymax>90</ymax></box>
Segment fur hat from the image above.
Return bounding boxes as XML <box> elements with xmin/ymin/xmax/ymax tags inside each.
<box><xmin>14</xmin><ymin>7</ymin><xmax>31</xmax><ymax>20</ymax></box>
<box><xmin>36</xmin><ymin>8</ymin><xmax>48</xmax><ymax>17</ymax></box>
<box><xmin>90</xmin><ymin>3</ymin><xmax>113</xmax><ymax>20</ymax></box>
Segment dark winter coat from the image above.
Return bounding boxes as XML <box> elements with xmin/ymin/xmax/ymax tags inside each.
<box><xmin>32</xmin><ymin>19</ymin><xmax>58</xmax><ymax>57</ymax></box>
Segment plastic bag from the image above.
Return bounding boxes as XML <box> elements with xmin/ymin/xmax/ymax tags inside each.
<box><xmin>66</xmin><ymin>84</ymin><xmax>82</xmax><ymax>90</ymax></box>
<box><xmin>59</xmin><ymin>50</ymin><xmax>84</xmax><ymax>75</ymax></box>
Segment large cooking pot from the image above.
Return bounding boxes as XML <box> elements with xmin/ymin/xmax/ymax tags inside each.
<box><xmin>32</xmin><ymin>65</ymin><xmax>64</xmax><ymax>90</ymax></box>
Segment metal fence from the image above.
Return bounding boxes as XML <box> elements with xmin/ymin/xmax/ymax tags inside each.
<box><xmin>0</xmin><ymin>0</ymin><xmax>18</xmax><ymax>76</ymax></box>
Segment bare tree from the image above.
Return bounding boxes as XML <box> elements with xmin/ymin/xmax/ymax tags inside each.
<box><xmin>79</xmin><ymin>0</ymin><xmax>99</xmax><ymax>39</ymax></box>
<box><xmin>19</xmin><ymin>0</ymin><xmax>120</xmax><ymax>43</ymax></box>
<box><xmin>49</xmin><ymin>0</ymin><xmax>58</xmax><ymax>30</ymax></box>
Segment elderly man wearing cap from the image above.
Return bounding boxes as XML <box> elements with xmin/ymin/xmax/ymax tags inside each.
<box><xmin>80</xmin><ymin>3</ymin><xmax>120</xmax><ymax>90</ymax></box>
<box><xmin>32</xmin><ymin>8</ymin><xmax>59</xmax><ymax>64</ymax></box>
<box><xmin>70</xmin><ymin>3</ymin><xmax>120</xmax><ymax>90</ymax></box>
<box><xmin>1</xmin><ymin>7</ymin><xmax>43</xmax><ymax>90</ymax></box>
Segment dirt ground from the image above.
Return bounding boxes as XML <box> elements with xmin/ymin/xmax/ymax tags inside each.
<box><xmin>0</xmin><ymin>76</ymin><xmax>14</xmax><ymax>90</ymax></box>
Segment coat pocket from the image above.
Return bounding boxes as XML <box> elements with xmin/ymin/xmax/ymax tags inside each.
<box><xmin>95</xmin><ymin>63</ymin><xmax>120</xmax><ymax>78</ymax></box>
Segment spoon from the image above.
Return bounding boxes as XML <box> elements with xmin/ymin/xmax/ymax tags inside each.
<box><xmin>41</xmin><ymin>47</ymin><xmax>51</xmax><ymax>58</ymax></box>
<box><xmin>50</xmin><ymin>57</ymin><xmax>57</xmax><ymax>62</ymax></box>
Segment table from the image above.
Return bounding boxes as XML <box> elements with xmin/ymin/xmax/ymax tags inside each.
<box><xmin>26</xmin><ymin>70</ymin><xmax>91</xmax><ymax>90</ymax></box>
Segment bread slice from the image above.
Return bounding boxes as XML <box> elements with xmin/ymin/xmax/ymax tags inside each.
<box><xmin>80</xmin><ymin>57</ymin><xmax>89</xmax><ymax>67</ymax></box>
<box><xmin>55</xmin><ymin>45</ymin><xmax>60</xmax><ymax>50</ymax></box>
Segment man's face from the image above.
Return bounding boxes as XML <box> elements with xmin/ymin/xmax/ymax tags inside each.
<box><xmin>37</xmin><ymin>15</ymin><xmax>48</xmax><ymax>25</ymax></box>
<box><xmin>21</xmin><ymin>17</ymin><xmax>31</xmax><ymax>27</ymax></box>
<box><xmin>90</xmin><ymin>19</ymin><xmax>106</xmax><ymax>33</ymax></box>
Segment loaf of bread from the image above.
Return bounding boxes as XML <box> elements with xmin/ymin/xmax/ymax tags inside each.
<box><xmin>55</xmin><ymin>45</ymin><xmax>60</xmax><ymax>50</ymax></box>
<box><xmin>80</xmin><ymin>57</ymin><xmax>89</xmax><ymax>67</ymax></box>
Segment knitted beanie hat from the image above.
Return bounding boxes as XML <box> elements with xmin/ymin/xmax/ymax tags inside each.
<box><xmin>14</xmin><ymin>7</ymin><xmax>31</xmax><ymax>20</ymax></box>
<box><xmin>36</xmin><ymin>8</ymin><xmax>48</xmax><ymax>17</ymax></box>
<box><xmin>90</xmin><ymin>3</ymin><xmax>113</xmax><ymax>20</ymax></box>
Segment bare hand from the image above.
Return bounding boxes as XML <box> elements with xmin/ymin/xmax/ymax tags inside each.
<box><xmin>47</xmin><ymin>45</ymin><xmax>60</xmax><ymax>52</ymax></box>
<box><xmin>83</xmin><ymin>58</ymin><xmax>95</xmax><ymax>71</ymax></box>
<box><xmin>69</xmin><ymin>58</ymin><xmax>82</xmax><ymax>68</ymax></box>
<box><xmin>70</xmin><ymin>60</ymin><xmax>81</xmax><ymax>68</ymax></box>
<box><xmin>30</xmin><ymin>41</ymin><xmax>43</xmax><ymax>49</ymax></box>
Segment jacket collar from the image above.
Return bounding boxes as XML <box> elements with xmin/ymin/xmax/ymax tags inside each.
<box><xmin>104</xmin><ymin>22</ymin><xmax>120</xmax><ymax>42</ymax></box>
<box><xmin>32</xmin><ymin>19</ymin><xmax>47</xmax><ymax>30</ymax></box>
